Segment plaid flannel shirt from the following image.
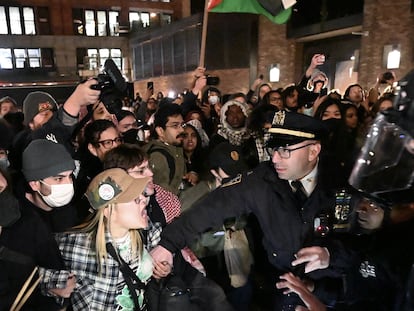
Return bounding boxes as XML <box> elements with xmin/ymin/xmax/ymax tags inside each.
<box><xmin>41</xmin><ymin>231</ymin><xmax>152</xmax><ymax>310</ymax></box>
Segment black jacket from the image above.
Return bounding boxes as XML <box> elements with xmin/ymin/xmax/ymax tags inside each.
<box><xmin>0</xmin><ymin>203</ymin><xmax>64</xmax><ymax>310</ymax></box>
<box><xmin>159</xmin><ymin>161</ymin><xmax>344</xmax><ymax>276</ymax></box>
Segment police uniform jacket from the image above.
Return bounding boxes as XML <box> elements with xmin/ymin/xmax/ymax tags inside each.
<box><xmin>159</xmin><ymin>161</ymin><xmax>345</xmax><ymax>277</ymax></box>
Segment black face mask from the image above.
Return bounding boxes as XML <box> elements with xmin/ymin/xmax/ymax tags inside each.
<box><xmin>322</xmin><ymin>118</ymin><xmax>343</xmax><ymax>132</ymax></box>
<box><xmin>122</xmin><ymin>128</ymin><xmax>139</xmax><ymax>144</ymax></box>
<box><xmin>0</xmin><ymin>191</ymin><xmax>21</xmax><ymax>227</ymax></box>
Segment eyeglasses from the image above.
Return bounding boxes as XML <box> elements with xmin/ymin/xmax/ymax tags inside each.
<box><xmin>165</xmin><ymin>122</ymin><xmax>186</xmax><ymax>129</ymax></box>
<box><xmin>97</xmin><ymin>137</ymin><xmax>123</xmax><ymax>149</ymax></box>
<box><xmin>266</xmin><ymin>143</ymin><xmax>315</xmax><ymax>159</ymax></box>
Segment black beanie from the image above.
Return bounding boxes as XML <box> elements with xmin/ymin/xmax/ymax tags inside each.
<box><xmin>22</xmin><ymin>139</ymin><xmax>75</xmax><ymax>181</ymax></box>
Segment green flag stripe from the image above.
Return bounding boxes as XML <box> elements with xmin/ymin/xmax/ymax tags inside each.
<box><xmin>210</xmin><ymin>0</ymin><xmax>292</xmax><ymax>24</ymax></box>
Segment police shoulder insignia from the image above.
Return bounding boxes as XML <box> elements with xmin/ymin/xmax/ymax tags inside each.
<box><xmin>221</xmin><ymin>174</ymin><xmax>242</xmax><ymax>188</ymax></box>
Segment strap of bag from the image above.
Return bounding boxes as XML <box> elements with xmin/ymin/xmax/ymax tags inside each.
<box><xmin>106</xmin><ymin>242</ymin><xmax>146</xmax><ymax>311</ymax></box>
<box><xmin>147</xmin><ymin>146</ymin><xmax>175</xmax><ymax>185</ymax></box>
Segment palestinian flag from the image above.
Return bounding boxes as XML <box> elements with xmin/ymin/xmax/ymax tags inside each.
<box><xmin>208</xmin><ymin>0</ymin><xmax>296</xmax><ymax>24</ymax></box>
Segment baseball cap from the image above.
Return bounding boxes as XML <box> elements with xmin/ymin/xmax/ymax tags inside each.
<box><xmin>86</xmin><ymin>168</ymin><xmax>149</xmax><ymax>210</ymax></box>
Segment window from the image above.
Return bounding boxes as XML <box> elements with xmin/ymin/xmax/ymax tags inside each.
<box><xmin>0</xmin><ymin>49</ymin><xmax>13</xmax><ymax>69</ymax></box>
<box><xmin>0</xmin><ymin>6</ymin><xmax>38</xmax><ymax>35</ymax></box>
<box><xmin>14</xmin><ymin>49</ymin><xmax>27</xmax><ymax>68</ymax></box>
<box><xmin>161</xmin><ymin>14</ymin><xmax>172</xmax><ymax>25</ymax></box>
<box><xmin>0</xmin><ymin>7</ymin><xmax>7</xmax><ymax>34</ymax></box>
<box><xmin>14</xmin><ymin>48</ymin><xmax>41</xmax><ymax>68</ymax></box>
<box><xmin>99</xmin><ymin>48</ymin><xmax>110</xmax><ymax>67</ymax></box>
<box><xmin>84</xmin><ymin>48</ymin><xmax>122</xmax><ymax>70</ymax></box>
<box><xmin>109</xmin><ymin>11</ymin><xmax>119</xmax><ymax>36</ymax></box>
<box><xmin>28</xmin><ymin>48</ymin><xmax>41</xmax><ymax>67</ymax></box>
<box><xmin>0</xmin><ymin>48</ymin><xmax>51</xmax><ymax>70</ymax></box>
<box><xmin>129</xmin><ymin>12</ymin><xmax>140</xmax><ymax>29</ymax></box>
<box><xmin>75</xmin><ymin>9</ymin><xmax>119</xmax><ymax>36</ymax></box>
<box><xmin>97</xmin><ymin>11</ymin><xmax>107</xmax><ymax>36</ymax></box>
<box><xmin>73</xmin><ymin>8</ymin><xmax>84</xmax><ymax>35</ymax></box>
<box><xmin>23</xmin><ymin>7</ymin><xmax>35</xmax><ymax>35</ymax></box>
<box><xmin>9</xmin><ymin>7</ymin><xmax>22</xmax><ymax>35</ymax></box>
<box><xmin>87</xmin><ymin>49</ymin><xmax>99</xmax><ymax>69</ymax></box>
<box><xmin>85</xmin><ymin>10</ymin><xmax>95</xmax><ymax>36</ymax></box>
<box><xmin>141</xmin><ymin>13</ymin><xmax>150</xmax><ymax>28</ymax></box>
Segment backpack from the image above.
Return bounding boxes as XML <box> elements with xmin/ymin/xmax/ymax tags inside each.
<box><xmin>147</xmin><ymin>145</ymin><xmax>176</xmax><ymax>185</ymax></box>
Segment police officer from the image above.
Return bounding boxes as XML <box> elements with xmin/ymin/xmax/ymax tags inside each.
<box><xmin>150</xmin><ymin>111</ymin><xmax>344</xmax><ymax>310</ymax></box>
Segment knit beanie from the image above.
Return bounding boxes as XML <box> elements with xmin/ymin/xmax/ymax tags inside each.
<box><xmin>22</xmin><ymin>139</ymin><xmax>75</xmax><ymax>181</ymax></box>
<box><xmin>23</xmin><ymin>91</ymin><xmax>57</xmax><ymax>125</ymax></box>
<box><xmin>0</xmin><ymin>96</ymin><xmax>17</xmax><ymax>108</ymax></box>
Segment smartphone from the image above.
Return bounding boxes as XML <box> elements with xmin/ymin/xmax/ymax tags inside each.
<box><xmin>259</xmin><ymin>74</ymin><xmax>264</xmax><ymax>80</ymax></box>
<box><xmin>206</xmin><ymin>76</ymin><xmax>220</xmax><ymax>86</ymax></box>
<box><xmin>147</xmin><ymin>81</ymin><xmax>154</xmax><ymax>90</ymax></box>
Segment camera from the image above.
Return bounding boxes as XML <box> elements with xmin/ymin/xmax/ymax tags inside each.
<box><xmin>206</xmin><ymin>75</ymin><xmax>220</xmax><ymax>86</ymax></box>
<box><xmin>90</xmin><ymin>59</ymin><xmax>133</xmax><ymax>117</ymax></box>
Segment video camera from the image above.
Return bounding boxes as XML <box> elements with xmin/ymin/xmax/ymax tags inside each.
<box><xmin>90</xmin><ymin>59</ymin><xmax>133</xmax><ymax>117</ymax></box>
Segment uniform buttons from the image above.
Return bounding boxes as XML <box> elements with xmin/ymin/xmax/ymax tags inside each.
<box><xmin>272</xmin><ymin>252</ymin><xmax>277</xmax><ymax>257</ymax></box>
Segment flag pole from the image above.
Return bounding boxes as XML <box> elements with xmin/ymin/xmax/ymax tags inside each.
<box><xmin>199</xmin><ymin>0</ymin><xmax>209</xmax><ymax>67</ymax></box>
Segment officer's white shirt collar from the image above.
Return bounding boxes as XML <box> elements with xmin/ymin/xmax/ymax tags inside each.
<box><xmin>289</xmin><ymin>162</ymin><xmax>318</xmax><ymax>197</ymax></box>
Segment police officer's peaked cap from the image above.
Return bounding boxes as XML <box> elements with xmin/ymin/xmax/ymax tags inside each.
<box><xmin>266</xmin><ymin>111</ymin><xmax>328</xmax><ymax>147</ymax></box>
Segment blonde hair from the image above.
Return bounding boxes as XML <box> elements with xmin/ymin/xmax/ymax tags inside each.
<box><xmin>72</xmin><ymin>203</ymin><xmax>144</xmax><ymax>273</ymax></box>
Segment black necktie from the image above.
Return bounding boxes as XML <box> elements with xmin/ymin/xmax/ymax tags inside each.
<box><xmin>291</xmin><ymin>180</ymin><xmax>307</xmax><ymax>205</ymax></box>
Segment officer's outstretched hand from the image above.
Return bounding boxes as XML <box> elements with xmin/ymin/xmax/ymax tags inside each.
<box><xmin>291</xmin><ymin>246</ymin><xmax>329</xmax><ymax>273</ymax></box>
<box><xmin>276</xmin><ymin>272</ymin><xmax>326</xmax><ymax>311</ymax></box>
<box><xmin>150</xmin><ymin>245</ymin><xmax>174</xmax><ymax>268</ymax></box>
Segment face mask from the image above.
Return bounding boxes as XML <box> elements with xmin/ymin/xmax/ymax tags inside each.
<box><xmin>0</xmin><ymin>157</ymin><xmax>9</xmax><ymax>170</ymax></box>
<box><xmin>322</xmin><ymin>118</ymin><xmax>343</xmax><ymax>132</ymax></box>
<box><xmin>38</xmin><ymin>181</ymin><xmax>74</xmax><ymax>207</ymax></box>
<box><xmin>208</xmin><ymin>95</ymin><xmax>219</xmax><ymax>105</ymax></box>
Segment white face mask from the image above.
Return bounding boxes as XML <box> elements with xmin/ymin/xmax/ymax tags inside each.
<box><xmin>208</xmin><ymin>95</ymin><xmax>219</xmax><ymax>105</ymax></box>
<box><xmin>38</xmin><ymin>181</ymin><xmax>74</xmax><ymax>207</ymax></box>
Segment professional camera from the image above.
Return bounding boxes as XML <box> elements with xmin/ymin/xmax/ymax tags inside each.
<box><xmin>90</xmin><ymin>59</ymin><xmax>133</xmax><ymax>117</ymax></box>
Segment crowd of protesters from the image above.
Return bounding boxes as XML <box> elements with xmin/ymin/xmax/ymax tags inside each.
<box><xmin>0</xmin><ymin>53</ymin><xmax>413</xmax><ymax>311</ymax></box>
